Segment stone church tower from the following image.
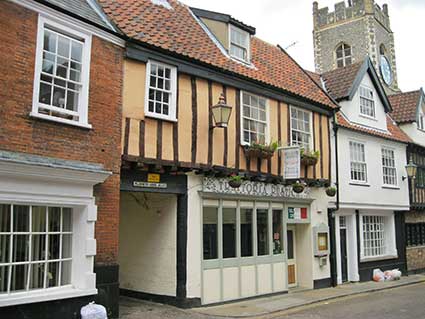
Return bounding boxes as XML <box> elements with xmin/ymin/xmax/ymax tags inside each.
<box><xmin>313</xmin><ymin>0</ymin><xmax>400</xmax><ymax>94</ymax></box>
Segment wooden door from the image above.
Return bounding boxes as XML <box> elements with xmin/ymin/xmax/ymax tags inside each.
<box><xmin>287</xmin><ymin>227</ymin><xmax>297</xmax><ymax>287</ymax></box>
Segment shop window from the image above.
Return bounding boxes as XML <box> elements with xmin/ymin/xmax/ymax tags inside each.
<box><xmin>0</xmin><ymin>204</ymin><xmax>72</xmax><ymax>294</ymax></box>
<box><xmin>33</xmin><ymin>17</ymin><xmax>91</xmax><ymax>128</ymax></box>
<box><xmin>203</xmin><ymin>207</ymin><xmax>218</xmax><ymax>260</ymax></box>
<box><xmin>240</xmin><ymin>208</ymin><xmax>253</xmax><ymax>257</ymax></box>
<box><xmin>273</xmin><ymin>210</ymin><xmax>283</xmax><ymax>255</ymax></box>
<box><xmin>257</xmin><ymin>209</ymin><xmax>269</xmax><ymax>256</ymax></box>
<box><xmin>406</xmin><ymin>223</ymin><xmax>425</xmax><ymax>247</ymax></box>
<box><xmin>222</xmin><ymin>208</ymin><xmax>236</xmax><ymax>259</ymax></box>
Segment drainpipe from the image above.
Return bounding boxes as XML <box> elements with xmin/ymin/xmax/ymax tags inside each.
<box><xmin>328</xmin><ymin>110</ymin><xmax>340</xmax><ymax>287</ymax></box>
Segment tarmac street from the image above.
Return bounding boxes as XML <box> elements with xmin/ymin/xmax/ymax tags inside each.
<box><xmin>119</xmin><ymin>281</ymin><xmax>425</xmax><ymax>319</ymax></box>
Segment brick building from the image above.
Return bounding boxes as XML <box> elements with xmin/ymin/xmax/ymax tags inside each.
<box><xmin>0</xmin><ymin>0</ymin><xmax>124</xmax><ymax>318</ymax></box>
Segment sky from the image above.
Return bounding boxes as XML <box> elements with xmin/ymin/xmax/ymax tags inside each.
<box><xmin>181</xmin><ymin>0</ymin><xmax>425</xmax><ymax>93</ymax></box>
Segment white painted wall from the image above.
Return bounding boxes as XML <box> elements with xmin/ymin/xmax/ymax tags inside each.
<box><xmin>119</xmin><ymin>192</ymin><xmax>177</xmax><ymax>296</ymax></box>
<box><xmin>339</xmin><ymin>72</ymin><xmax>388</xmax><ymax>132</ymax></box>
<box><xmin>400</xmin><ymin>122</ymin><xmax>425</xmax><ymax>148</ymax></box>
<box><xmin>336</xmin><ymin>128</ymin><xmax>409</xmax><ymax>210</ymax></box>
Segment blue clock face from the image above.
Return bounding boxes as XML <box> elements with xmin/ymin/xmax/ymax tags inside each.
<box><xmin>380</xmin><ymin>55</ymin><xmax>393</xmax><ymax>86</ymax></box>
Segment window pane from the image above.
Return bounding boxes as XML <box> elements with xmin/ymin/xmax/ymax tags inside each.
<box><xmin>0</xmin><ymin>204</ymin><xmax>11</xmax><ymax>233</ymax></box>
<box><xmin>47</xmin><ymin>262</ymin><xmax>59</xmax><ymax>288</ymax></box>
<box><xmin>10</xmin><ymin>264</ymin><xmax>28</xmax><ymax>292</ymax></box>
<box><xmin>48</xmin><ymin>207</ymin><xmax>61</xmax><ymax>232</ymax></box>
<box><xmin>14</xmin><ymin>206</ymin><xmax>29</xmax><ymax>232</ymax></box>
<box><xmin>57</xmin><ymin>36</ymin><xmax>70</xmax><ymax>58</ymax></box>
<box><xmin>62</xmin><ymin>234</ymin><xmax>72</xmax><ymax>259</ymax></box>
<box><xmin>273</xmin><ymin>210</ymin><xmax>283</xmax><ymax>255</ymax></box>
<box><xmin>0</xmin><ymin>235</ymin><xmax>10</xmax><ymax>263</ymax></box>
<box><xmin>0</xmin><ymin>266</ymin><xmax>9</xmax><ymax>293</ymax></box>
<box><xmin>71</xmin><ymin>41</ymin><xmax>83</xmax><ymax>62</ymax></box>
<box><xmin>32</xmin><ymin>206</ymin><xmax>47</xmax><ymax>232</ymax></box>
<box><xmin>223</xmin><ymin>208</ymin><xmax>236</xmax><ymax>259</ymax></box>
<box><xmin>203</xmin><ymin>207</ymin><xmax>218</xmax><ymax>260</ymax></box>
<box><xmin>61</xmin><ymin>260</ymin><xmax>72</xmax><ymax>285</ymax></box>
<box><xmin>48</xmin><ymin>235</ymin><xmax>60</xmax><ymax>260</ymax></box>
<box><xmin>43</xmin><ymin>30</ymin><xmax>57</xmax><ymax>53</ymax></box>
<box><xmin>32</xmin><ymin>235</ymin><xmax>46</xmax><ymax>261</ymax></box>
<box><xmin>257</xmin><ymin>209</ymin><xmax>269</xmax><ymax>256</ymax></box>
<box><xmin>29</xmin><ymin>263</ymin><xmax>45</xmax><ymax>290</ymax></box>
<box><xmin>13</xmin><ymin>235</ymin><xmax>29</xmax><ymax>262</ymax></box>
<box><xmin>241</xmin><ymin>209</ymin><xmax>253</xmax><ymax>257</ymax></box>
<box><xmin>62</xmin><ymin>208</ymin><xmax>72</xmax><ymax>232</ymax></box>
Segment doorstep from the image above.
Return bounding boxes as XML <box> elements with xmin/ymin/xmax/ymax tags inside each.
<box><xmin>191</xmin><ymin>274</ymin><xmax>425</xmax><ymax>318</ymax></box>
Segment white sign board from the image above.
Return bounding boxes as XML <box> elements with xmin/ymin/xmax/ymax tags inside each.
<box><xmin>282</xmin><ymin>146</ymin><xmax>300</xmax><ymax>179</ymax></box>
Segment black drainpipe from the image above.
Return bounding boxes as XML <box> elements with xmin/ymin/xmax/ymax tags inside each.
<box><xmin>328</xmin><ymin>110</ymin><xmax>340</xmax><ymax>287</ymax></box>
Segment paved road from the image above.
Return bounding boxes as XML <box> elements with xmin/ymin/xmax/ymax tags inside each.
<box><xmin>271</xmin><ymin>282</ymin><xmax>425</xmax><ymax>319</ymax></box>
<box><xmin>119</xmin><ymin>283</ymin><xmax>425</xmax><ymax>319</ymax></box>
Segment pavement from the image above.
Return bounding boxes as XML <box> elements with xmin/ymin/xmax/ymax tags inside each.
<box><xmin>119</xmin><ymin>274</ymin><xmax>425</xmax><ymax>319</ymax></box>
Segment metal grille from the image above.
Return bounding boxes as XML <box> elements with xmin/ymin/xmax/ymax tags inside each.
<box><xmin>406</xmin><ymin>223</ymin><xmax>425</xmax><ymax>247</ymax></box>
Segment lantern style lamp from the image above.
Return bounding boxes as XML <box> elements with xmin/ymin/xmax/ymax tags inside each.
<box><xmin>405</xmin><ymin>160</ymin><xmax>418</xmax><ymax>179</ymax></box>
<box><xmin>211</xmin><ymin>93</ymin><xmax>232</xmax><ymax>129</ymax></box>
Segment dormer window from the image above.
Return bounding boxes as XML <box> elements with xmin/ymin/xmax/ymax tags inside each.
<box><xmin>359</xmin><ymin>86</ymin><xmax>375</xmax><ymax>118</ymax></box>
<box><xmin>229</xmin><ymin>25</ymin><xmax>250</xmax><ymax>62</ymax></box>
<box><xmin>418</xmin><ymin>104</ymin><xmax>425</xmax><ymax>131</ymax></box>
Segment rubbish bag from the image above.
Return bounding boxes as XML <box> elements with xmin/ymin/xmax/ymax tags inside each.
<box><xmin>81</xmin><ymin>302</ymin><xmax>107</xmax><ymax>319</ymax></box>
<box><xmin>384</xmin><ymin>269</ymin><xmax>402</xmax><ymax>281</ymax></box>
<box><xmin>373</xmin><ymin>268</ymin><xmax>385</xmax><ymax>282</ymax></box>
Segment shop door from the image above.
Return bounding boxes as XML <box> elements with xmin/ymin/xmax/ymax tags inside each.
<box><xmin>339</xmin><ymin>216</ymin><xmax>348</xmax><ymax>283</ymax></box>
<box><xmin>287</xmin><ymin>226</ymin><xmax>297</xmax><ymax>287</ymax></box>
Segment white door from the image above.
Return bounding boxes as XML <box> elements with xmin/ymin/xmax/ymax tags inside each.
<box><xmin>287</xmin><ymin>226</ymin><xmax>297</xmax><ymax>287</ymax></box>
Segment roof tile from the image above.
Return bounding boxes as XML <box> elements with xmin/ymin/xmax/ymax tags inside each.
<box><xmin>388</xmin><ymin>90</ymin><xmax>421</xmax><ymax>123</ymax></box>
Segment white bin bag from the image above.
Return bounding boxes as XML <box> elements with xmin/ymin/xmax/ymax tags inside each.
<box><xmin>81</xmin><ymin>302</ymin><xmax>108</xmax><ymax>319</ymax></box>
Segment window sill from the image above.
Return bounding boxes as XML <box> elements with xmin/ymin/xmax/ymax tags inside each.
<box><xmin>359</xmin><ymin>114</ymin><xmax>378</xmax><ymax>122</ymax></box>
<box><xmin>360</xmin><ymin>254</ymin><xmax>398</xmax><ymax>263</ymax></box>
<box><xmin>407</xmin><ymin>245</ymin><xmax>425</xmax><ymax>250</ymax></box>
<box><xmin>0</xmin><ymin>286</ymin><xmax>97</xmax><ymax>307</ymax></box>
<box><xmin>30</xmin><ymin>112</ymin><xmax>92</xmax><ymax>129</ymax></box>
<box><xmin>144</xmin><ymin>113</ymin><xmax>177</xmax><ymax>123</ymax></box>
<box><xmin>349</xmin><ymin>182</ymin><xmax>370</xmax><ymax>187</ymax></box>
<box><xmin>382</xmin><ymin>185</ymin><xmax>400</xmax><ymax>190</ymax></box>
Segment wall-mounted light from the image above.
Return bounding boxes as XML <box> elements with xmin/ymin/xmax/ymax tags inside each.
<box><xmin>211</xmin><ymin>93</ymin><xmax>232</xmax><ymax>129</ymax></box>
<box><xmin>403</xmin><ymin>159</ymin><xmax>417</xmax><ymax>181</ymax></box>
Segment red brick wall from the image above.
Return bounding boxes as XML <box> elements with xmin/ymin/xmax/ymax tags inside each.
<box><xmin>0</xmin><ymin>2</ymin><xmax>123</xmax><ymax>264</ymax></box>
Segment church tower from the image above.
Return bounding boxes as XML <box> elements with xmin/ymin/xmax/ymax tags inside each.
<box><xmin>313</xmin><ymin>0</ymin><xmax>399</xmax><ymax>94</ymax></box>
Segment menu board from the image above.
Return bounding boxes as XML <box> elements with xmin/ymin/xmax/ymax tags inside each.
<box><xmin>282</xmin><ymin>146</ymin><xmax>300</xmax><ymax>179</ymax></box>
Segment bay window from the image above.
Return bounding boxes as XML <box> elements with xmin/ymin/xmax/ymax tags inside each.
<box><xmin>32</xmin><ymin>16</ymin><xmax>91</xmax><ymax>128</ymax></box>
<box><xmin>361</xmin><ymin>214</ymin><xmax>397</xmax><ymax>260</ymax></box>
<box><xmin>0</xmin><ymin>204</ymin><xmax>72</xmax><ymax>294</ymax></box>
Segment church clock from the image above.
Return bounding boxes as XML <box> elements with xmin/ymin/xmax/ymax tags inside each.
<box><xmin>380</xmin><ymin>55</ymin><xmax>393</xmax><ymax>86</ymax></box>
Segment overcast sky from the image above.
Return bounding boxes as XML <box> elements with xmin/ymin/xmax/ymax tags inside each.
<box><xmin>182</xmin><ymin>0</ymin><xmax>424</xmax><ymax>93</ymax></box>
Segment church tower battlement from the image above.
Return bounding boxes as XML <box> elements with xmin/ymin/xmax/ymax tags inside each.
<box><xmin>313</xmin><ymin>0</ymin><xmax>399</xmax><ymax>94</ymax></box>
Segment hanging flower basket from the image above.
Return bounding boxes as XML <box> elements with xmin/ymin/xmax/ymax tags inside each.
<box><xmin>228</xmin><ymin>175</ymin><xmax>243</xmax><ymax>189</ymax></box>
<box><xmin>300</xmin><ymin>150</ymin><xmax>320</xmax><ymax>166</ymax></box>
<box><xmin>243</xmin><ymin>141</ymin><xmax>278</xmax><ymax>160</ymax></box>
<box><xmin>292</xmin><ymin>181</ymin><xmax>306</xmax><ymax>194</ymax></box>
<box><xmin>326</xmin><ymin>186</ymin><xmax>337</xmax><ymax>197</ymax></box>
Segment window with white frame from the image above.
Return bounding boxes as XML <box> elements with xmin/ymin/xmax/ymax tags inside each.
<box><xmin>145</xmin><ymin>60</ymin><xmax>177</xmax><ymax>121</ymax></box>
<box><xmin>418</xmin><ymin>105</ymin><xmax>425</xmax><ymax>131</ymax></box>
<box><xmin>229</xmin><ymin>25</ymin><xmax>250</xmax><ymax>62</ymax></box>
<box><xmin>241</xmin><ymin>92</ymin><xmax>268</xmax><ymax>145</ymax></box>
<box><xmin>0</xmin><ymin>204</ymin><xmax>72</xmax><ymax>294</ymax></box>
<box><xmin>349</xmin><ymin>141</ymin><xmax>367</xmax><ymax>182</ymax></box>
<box><xmin>362</xmin><ymin>215</ymin><xmax>386</xmax><ymax>257</ymax></box>
<box><xmin>335</xmin><ymin>43</ymin><xmax>352</xmax><ymax>68</ymax></box>
<box><xmin>382</xmin><ymin>147</ymin><xmax>397</xmax><ymax>186</ymax></box>
<box><xmin>359</xmin><ymin>86</ymin><xmax>375</xmax><ymax>118</ymax></box>
<box><xmin>33</xmin><ymin>17</ymin><xmax>91</xmax><ymax>127</ymax></box>
<box><xmin>290</xmin><ymin>106</ymin><xmax>312</xmax><ymax>151</ymax></box>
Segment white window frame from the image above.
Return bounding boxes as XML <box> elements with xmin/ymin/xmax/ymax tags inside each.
<box><xmin>349</xmin><ymin>140</ymin><xmax>368</xmax><ymax>184</ymax></box>
<box><xmin>418</xmin><ymin>102</ymin><xmax>425</xmax><ymax>131</ymax></box>
<box><xmin>31</xmin><ymin>15</ymin><xmax>92</xmax><ymax>129</ymax></box>
<box><xmin>359</xmin><ymin>86</ymin><xmax>376</xmax><ymax>119</ymax></box>
<box><xmin>381</xmin><ymin>147</ymin><xmax>398</xmax><ymax>187</ymax></box>
<box><xmin>290</xmin><ymin>105</ymin><xmax>313</xmax><ymax>151</ymax></box>
<box><xmin>144</xmin><ymin>60</ymin><xmax>178</xmax><ymax>122</ymax></box>
<box><xmin>229</xmin><ymin>25</ymin><xmax>250</xmax><ymax>63</ymax></box>
<box><xmin>240</xmin><ymin>91</ymin><xmax>269</xmax><ymax>146</ymax></box>
<box><xmin>335</xmin><ymin>43</ymin><xmax>352</xmax><ymax>68</ymax></box>
<box><xmin>359</xmin><ymin>212</ymin><xmax>397</xmax><ymax>261</ymax></box>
